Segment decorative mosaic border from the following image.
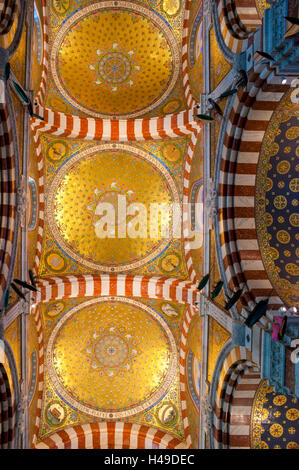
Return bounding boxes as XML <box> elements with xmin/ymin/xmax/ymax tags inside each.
<box><xmin>46</xmin><ymin>142</ymin><xmax>180</xmax><ymax>272</ymax></box>
<box><xmin>45</xmin><ymin>296</ymin><xmax>178</xmax><ymax>419</ymax></box>
<box><xmin>255</xmin><ymin>90</ymin><xmax>298</xmax><ymax>307</ymax></box>
<box><xmin>250</xmin><ymin>379</ymin><xmax>270</xmax><ymax>449</ymax></box>
<box><xmin>50</xmin><ymin>1</ymin><xmax>181</xmax><ymax>119</ymax></box>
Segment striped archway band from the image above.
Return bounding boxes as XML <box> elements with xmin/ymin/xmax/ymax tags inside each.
<box><xmin>212</xmin><ymin>345</ymin><xmax>261</xmax><ymax>448</ymax></box>
<box><xmin>217</xmin><ymin>60</ymin><xmax>289</xmax><ymax>313</ymax></box>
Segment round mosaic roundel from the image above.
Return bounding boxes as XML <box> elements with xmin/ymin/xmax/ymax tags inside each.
<box><xmin>94</xmin><ymin>333</ymin><xmax>129</xmax><ymax>368</ymax></box>
<box><xmin>46</xmin><ymin>143</ymin><xmax>179</xmax><ymax>272</ymax></box>
<box><xmin>98</xmin><ymin>52</ymin><xmax>132</xmax><ymax>85</ymax></box>
<box><xmin>50</xmin><ymin>1</ymin><xmax>180</xmax><ymax>118</ymax></box>
<box><xmin>46</xmin><ymin>297</ymin><xmax>177</xmax><ymax>419</ymax></box>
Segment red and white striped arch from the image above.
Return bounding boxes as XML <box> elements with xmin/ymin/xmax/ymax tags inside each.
<box><xmin>33</xmin><ymin>274</ymin><xmax>200</xmax><ymax>306</ymax></box>
<box><xmin>218</xmin><ymin>61</ymin><xmax>289</xmax><ymax>312</ymax></box>
<box><xmin>183</xmin><ymin>127</ymin><xmax>200</xmax><ymax>282</ymax></box>
<box><xmin>34</xmin><ymin>422</ymin><xmax>189</xmax><ymax>449</ymax></box>
<box><xmin>215</xmin><ymin>0</ymin><xmax>261</xmax><ymax>54</ymax></box>
<box><xmin>212</xmin><ymin>345</ymin><xmax>258</xmax><ymax>448</ymax></box>
<box><xmin>29</xmin><ymin>113</ymin><xmax>201</xmax><ymax>278</ymax></box>
<box><xmin>31</xmin><ymin>125</ymin><xmax>44</xmax><ymax>275</ymax></box>
<box><xmin>0</xmin><ymin>102</ymin><xmax>17</xmax><ymax>301</ymax></box>
<box><xmin>31</xmin><ymin>106</ymin><xmax>200</xmax><ymax>141</ymax></box>
<box><xmin>228</xmin><ymin>367</ymin><xmax>261</xmax><ymax>448</ymax></box>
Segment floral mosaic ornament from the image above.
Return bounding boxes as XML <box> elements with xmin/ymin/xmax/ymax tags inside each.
<box><xmin>50</xmin><ymin>1</ymin><xmax>180</xmax><ymax>118</ymax></box>
<box><xmin>156</xmin><ymin>401</ymin><xmax>178</xmax><ymax>427</ymax></box>
<box><xmin>47</xmin><ymin>297</ymin><xmax>178</xmax><ymax>419</ymax></box>
<box><xmin>89</xmin><ymin>44</ymin><xmax>138</xmax><ymax>91</ymax></box>
<box><xmin>84</xmin><ymin>326</ymin><xmax>139</xmax><ymax>377</ymax></box>
<box><xmin>52</xmin><ymin>0</ymin><xmax>72</xmax><ymax>17</ymax></box>
<box><xmin>45</xmin><ymin>400</ymin><xmax>67</xmax><ymax>427</ymax></box>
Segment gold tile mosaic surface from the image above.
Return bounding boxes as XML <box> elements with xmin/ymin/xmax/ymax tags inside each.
<box><xmin>39</xmin><ymin>134</ymin><xmax>190</xmax><ymax>278</ymax></box>
<box><xmin>207</xmin><ymin>317</ymin><xmax>231</xmax><ymax>383</ymax></box>
<box><xmin>39</xmin><ymin>296</ymin><xmax>186</xmax><ymax>441</ymax></box>
<box><xmin>48</xmin><ymin>1</ymin><xmax>183</xmax><ymax>118</ymax></box>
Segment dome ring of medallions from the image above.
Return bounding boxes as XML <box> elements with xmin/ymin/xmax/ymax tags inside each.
<box><xmin>46</xmin><ymin>296</ymin><xmax>177</xmax><ymax>419</ymax></box>
<box><xmin>50</xmin><ymin>1</ymin><xmax>180</xmax><ymax>119</ymax></box>
<box><xmin>46</xmin><ymin>143</ymin><xmax>180</xmax><ymax>272</ymax></box>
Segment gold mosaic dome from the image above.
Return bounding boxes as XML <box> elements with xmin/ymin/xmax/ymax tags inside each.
<box><xmin>46</xmin><ymin>143</ymin><xmax>180</xmax><ymax>272</ymax></box>
<box><xmin>46</xmin><ymin>297</ymin><xmax>177</xmax><ymax>418</ymax></box>
<box><xmin>50</xmin><ymin>1</ymin><xmax>180</xmax><ymax>118</ymax></box>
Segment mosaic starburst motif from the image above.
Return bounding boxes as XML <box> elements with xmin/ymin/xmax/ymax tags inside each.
<box><xmin>89</xmin><ymin>44</ymin><xmax>137</xmax><ymax>91</ymax></box>
<box><xmin>84</xmin><ymin>326</ymin><xmax>139</xmax><ymax>377</ymax></box>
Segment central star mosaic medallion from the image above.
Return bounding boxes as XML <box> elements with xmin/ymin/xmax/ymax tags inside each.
<box><xmin>89</xmin><ymin>45</ymin><xmax>136</xmax><ymax>90</ymax></box>
<box><xmin>47</xmin><ymin>297</ymin><xmax>177</xmax><ymax>419</ymax></box>
<box><xmin>85</xmin><ymin>327</ymin><xmax>138</xmax><ymax>376</ymax></box>
<box><xmin>50</xmin><ymin>1</ymin><xmax>180</xmax><ymax>118</ymax></box>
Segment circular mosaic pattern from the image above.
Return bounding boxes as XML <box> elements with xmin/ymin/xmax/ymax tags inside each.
<box><xmin>46</xmin><ymin>297</ymin><xmax>177</xmax><ymax>419</ymax></box>
<box><xmin>159</xmin><ymin>251</ymin><xmax>181</xmax><ymax>273</ymax></box>
<box><xmin>286</xmin><ymin>408</ymin><xmax>299</xmax><ymax>420</ymax></box>
<box><xmin>45</xmin><ymin>251</ymin><xmax>67</xmax><ymax>273</ymax></box>
<box><xmin>46</xmin><ymin>140</ymin><xmax>68</xmax><ymax>163</ymax></box>
<box><xmin>161</xmin><ymin>142</ymin><xmax>182</xmax><ymax>162</ymax></box>
<box><xmin>161</xmin><ymin>0</ymin><xmax>182</xmax><ymax>17</ymax></box>
<box><xmin>255</xmin><ymin>90</ymin><xmax>299</xmax><ymax>306</ymax></box>
<box><xmin>46</xmin><ymin>301</ymin><xmax>65</xmax><ymax>318</ymax></box>
<box><xmin>270</xmin><ymin>423</ymin><xmax>284</xmax><ymax>438</ymax></box>
<box><xmin>98</xmin><ymin>52</ymin><xmax>131</xmax><ymax>85</ymax></box>
<box><xmin>156</xmin><ymin>401</ymin><xmax>178</xmax><ymax>426</ymax></box>
<box><xmin>162</xmin><ymin>99</ymin><xmax>182</xmax><ymax>114</ymax></box>
<box><xmin>46</xmin><ymin>143</ymin><xmax>179</xmax><ymax>272</ymax></box>
<box><xmin>45</xmin><ymin>400</ymin><xmax>67</xmax><ymax>426</ymax></box>
<box><xmin>50</xmin><ymin>1</ymin><xmax>180</xmax><ymax>118</ymax></box>
<box><xmin>273</xmin><ymin>395</ymin><xmax>287</xmax><ymax>406</ymax></box>
<box><xmin>94</xmin><ymin>334</ymin><xmax>129</xmax><ymax>368</ymax></box>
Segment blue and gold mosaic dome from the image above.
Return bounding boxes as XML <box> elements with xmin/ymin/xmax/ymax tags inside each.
<box><xmin>256</xmin><ymin>90</ymin><xmax>299</xmax><ymax>307</ymax></box>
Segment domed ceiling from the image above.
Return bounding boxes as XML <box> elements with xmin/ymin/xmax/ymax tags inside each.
<box><xmin>46</xmin><ymin>143</ymin><xmax>178</xmax><ymax>272</ymax></box>
<box><xmin>47</xmin><ymin>0</ymin><xmax>186</xmax><ymax>118</ymax></box>
<box><xmin>39</xmin><ymin>296</ymin><xmax>186</xmax><ymax>440</ymax></box>
<box><xmin>40</xmin><ymin>134</ymin><xmax>191</xmax><ymax>279</ymax></box>
<box><xmin>47</xmin><ymin>297</ymin><xmax>177</xmax><ymax>418</ymax></box>
<box><xmin>256</xmin><ymin>90</ymin><xmax>299</xmax><ymax>307</ymax></box>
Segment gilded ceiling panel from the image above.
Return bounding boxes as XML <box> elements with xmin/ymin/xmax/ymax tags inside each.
<box><xmin>40</xmin><ymin>134</ymin><xmax>190</xmax><ymax>278</ymax></box>
<box><xmin>46</xmin><ymin>0</ymin><xmax>186</xmax><ymax>118</ymax></box>
<box><xmin>38</xmin><ymin>296</ymin><xmax>186</xmax><ymax>442</ymax></box>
